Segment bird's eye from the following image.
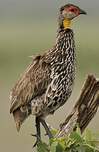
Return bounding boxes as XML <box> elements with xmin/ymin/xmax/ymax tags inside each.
<box><xmin>70</xmin><ymin>8</ymin><xmax>75</xmax><ymax>12</ymax></box>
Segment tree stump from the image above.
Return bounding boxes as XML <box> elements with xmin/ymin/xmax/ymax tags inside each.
<box><xmin>56</xmin><ymin>75</ymin><xmax>99</xmax><ymax>138</ymax></box>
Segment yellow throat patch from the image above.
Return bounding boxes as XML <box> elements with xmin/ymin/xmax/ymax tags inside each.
<box><xmin>63</xmin><ymin>19</ymin><xmax>71</xmax><ymax>29</ymax></box>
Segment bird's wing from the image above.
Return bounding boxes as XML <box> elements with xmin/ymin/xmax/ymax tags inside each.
<box><xmin>10</xmin><ymin>55</ymin><xmax>51</xmax><ymax>113</ymax></box>
<box><xmin>44</xmin><ymin>74</ymin><xmax>60</xmax><ymax>110</ymax></box>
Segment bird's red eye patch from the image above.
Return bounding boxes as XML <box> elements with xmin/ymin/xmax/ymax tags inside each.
<box><xmin>69</xmin><ymin>8</ymin><xmax>75</xmax><ymax>12</ymax></box>
<box><xmin>68</xmin><ymin>7</ymin><xmax>80</xmax><ymax>15</ymax></box>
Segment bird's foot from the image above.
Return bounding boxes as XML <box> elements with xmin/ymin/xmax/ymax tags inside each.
<box><xmin>40</xmin><ymin>119</ymin><xmax>53</xmax><ymax>139</ymax></box>
<box><xmin>31</xmin><ymin>117</ymin><xmax>41</xmax><ymax>147</ymax></box>
<box><xmin>31</xmin><ymin>134</ymin><xmax>41</xmax><ymax>148</ymax></box>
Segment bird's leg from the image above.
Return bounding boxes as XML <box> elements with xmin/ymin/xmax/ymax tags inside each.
<box><xmin>40</xmin><ymin>118</ymin><xmax>53</xmax><ymax>139</ymax></box>
<box><xmin>32</xmin><ymin>117</ymin><xmax>41</xmax><ymax>147</ymax></box>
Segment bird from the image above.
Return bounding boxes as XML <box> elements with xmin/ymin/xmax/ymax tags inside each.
<box><xmin>10</xmin><ymin>4</ymin><xmax>86</xmax><ymax>146</ymax></box>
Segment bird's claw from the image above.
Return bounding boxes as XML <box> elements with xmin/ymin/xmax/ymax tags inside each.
<box><xmin>33</xmin><ymin>140</ymin><xmax>38</xmax><ymax>148</ymax></box>
<box><xmin>31</xmin><ymin>134</ymin><xmax>41</xmax><ymax>148</ymax></box>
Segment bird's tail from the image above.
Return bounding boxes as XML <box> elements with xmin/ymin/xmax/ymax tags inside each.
<box><xmin>13</xmin><ymin>106</ymin><xmax>31</xmax><ymax>131</ymax></box>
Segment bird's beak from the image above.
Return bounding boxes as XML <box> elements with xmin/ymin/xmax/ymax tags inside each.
<box><xmin>79</xmin><ymin>9</ymin><xmax>87</xmax><ymax>15</ymax></box>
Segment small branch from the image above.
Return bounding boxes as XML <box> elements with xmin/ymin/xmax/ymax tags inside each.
<box><xmin>56</xmin><ymin>75</ymin><xmax>99</xmax><ymax>138</ymax></box>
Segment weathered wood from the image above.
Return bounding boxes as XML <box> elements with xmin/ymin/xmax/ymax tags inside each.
<box><xmin>56</xmin><ymin>75</ymin><xmax>99</xmax><ymax>138</ymax></box>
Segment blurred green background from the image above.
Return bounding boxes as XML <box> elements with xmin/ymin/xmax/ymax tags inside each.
<box><xmin>0</xmin><ymin>0</ymin><xmax>99</xmax><ymax>151</ymax></box>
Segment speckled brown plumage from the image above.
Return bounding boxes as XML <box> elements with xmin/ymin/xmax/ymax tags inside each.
<box><xmin>10</xmin><ymin>4</ymin><xmax>86</xmax><ymax>141</ymax></box>
<box><xmin>10</xmin><ymin>28</ymin><xmax>75</xmax><ymax>131</ymax></box>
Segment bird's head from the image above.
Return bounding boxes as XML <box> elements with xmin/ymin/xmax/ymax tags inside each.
<box><xmin>59</xmin><ymin>4</ymin><xmax>87</xmax><ymax>29</ymax></box>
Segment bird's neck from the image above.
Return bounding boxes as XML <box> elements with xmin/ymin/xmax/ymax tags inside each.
<box><xmin>59</xmin><ymin>18</ymin><xmax>72</xmax><ymax>30</ymax></box>
<box><xmin>56</xmin><ymin>28</ymin><xmax>74</xmax><ymax>47</ymax></box>
<box><xmin>63</xmin><ymin>19</ymin><xmax>71</xmax><ymax>29</ymax></box>
<box><xmin>48</xmin><ymin>28</ymin><xmax>76</xmax><ymax>79</ymax></box>
<box><xmin>46</xmin><ymin>28</ymin><xmax>75</xmax><ymax>64</ymax></box>
<box><xmin>55</xmin><ymin>27</ymin><xmax>75</xmax><ymax>60</ymax></box>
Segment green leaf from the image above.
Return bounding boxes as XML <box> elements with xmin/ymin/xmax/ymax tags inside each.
<box><xmin>65</xmin><ymin>138</ymin><xmax>76</xmax><ymax>149</ymax></box>
<box><xmin>37</xmin><ymin>141</ymin><xmax>49</xmax><ymax>152</ymax></box>
<box><xmin>70</xmin><ymin>132</ymin><xmax>84</xmax><ymax>144</ymax></box>
<box><xmin>37</xmin><ymin>128</ymin><xmax>99</xmax><ymax>152</ymax></box>
<box><xmin>50</xmin><ymin>141</ymin><xmax>58</xmax><ymax>152</ymax></box>
<box><xmin>56</xmin><ymin>143</ymin><xmax>64</xmax><ymax>152</ymax></box>
<box><xmin>51</xmin><ymin>128</ymin><xmax>58</xmax><ymax>136</ymax></box>
<box><xmin>50</xmin><ymin>141</ymin><xmax>64</xmax><ymax>152</ymax></box>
